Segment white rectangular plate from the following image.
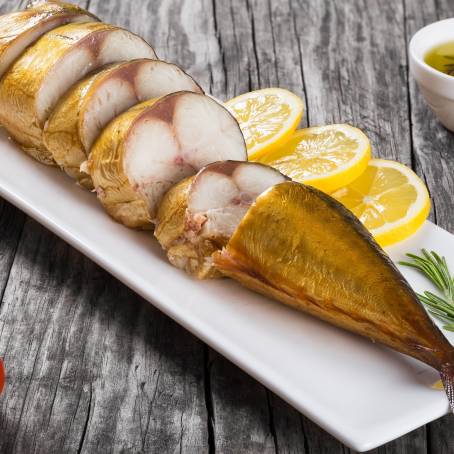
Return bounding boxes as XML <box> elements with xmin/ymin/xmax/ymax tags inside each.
<box><xmin>0</xmin><ymin>130</ymin><xmax>453</xmax><ymax>452</ymax></box>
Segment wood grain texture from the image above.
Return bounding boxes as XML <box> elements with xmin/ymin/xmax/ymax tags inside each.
<box><xmin>0</xmin><ymin>0</ymin><xmax>23</xmax><ymax>12</ymax></box>
<box><xmin>0</xmin><ymin>219</ymin><xmax>208</xmax><ymax>454</ymax></box>
<box><xmin>0</xmin><ymin>0</ymin><xmax>453</xmax><ymax>453</ymax></box>
<box><xmin>404</xmin><ymin>0</ymin><xmax>454</xmax><ymax>452</ymax></box>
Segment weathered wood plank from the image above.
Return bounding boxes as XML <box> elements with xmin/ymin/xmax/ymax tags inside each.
<box><xmin>0</xmin><ymin>219</ymin><xmax>208</xmax><ymax>454</ymax></box>
<box><xmin>0</xmin><ymin>200</ymin><xmax>24</xmax><ymax>304</ymax></box>
<box><xmin>86</xmin><ymin>0</ymin><xmax>220</xmax><ymax>97</ymax></box>
<box><xmin>212</xmin><ymin>0</ymin><xmax>307</xmax><ymax>106</ymax></box>
<box><xmin>293</xmin><ymin>0</ymin><xmax>412</xmax><ymax>163</ymax></box>
<box><xmin>405</xmin><ymin>0</ymin><xmax>454</xmax><ymax>231</ymax></box>
<box><xmin>208</xmin><ymin>352</ymin><xmax>276</xmax><ymax>453</ymax></box>
<box><xmin>405</xmin><ymin>0</ymin><xmax>454</xmax><ymax>452</ymax></box>
<box><xmin>268</xmin><ymin>394</ymin><xmax>306</xmax><ymax>454</ymax></box>
<box><xmin>426</xmin><ymin>416</ymin><xmax>454</xmax><ymax>454</ymax></box>
<box><xmin>0</xmin><ymin>0</ymin><xmax>23</xmax><ymax>13</ymax></box>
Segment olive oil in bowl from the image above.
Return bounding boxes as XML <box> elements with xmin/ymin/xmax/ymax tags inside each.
<box><xmin>425</xmin><ymin>41</ymin><xmax>454</xmax><ymax>76</ymax></box>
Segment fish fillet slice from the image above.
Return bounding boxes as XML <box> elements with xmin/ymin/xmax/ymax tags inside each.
<box><xmin>43</xmin><ymin>59</ymin><xmax>202</xmax><ymax>188</ymax></box>
<box><xmin>88</xmin><ymin>92</ymin><xmax>247</xmax><ymax>229</ymax></box>
<box><xmin>0</xmin><ymin>1</ymin><xmax>97</xmax><ymax>79</ymax></box>
<box><xmin>213</xmin><ymin>181</ymin><xmax>454</xmax><ymax>411</ymax></box>
<box><xmin>155</xmin><ymin>161</ymin><xmax>288</xmax><ymax>278</ymax></box>
<box><xmin>0</xmin><ymin>21</ymin><xmax>157</xmax><ymax>164</ymax></box>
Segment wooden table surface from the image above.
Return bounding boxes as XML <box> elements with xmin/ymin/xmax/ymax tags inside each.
<box><xmin>0</xmin><ymin>0</ymin><xmax>453</xmax><ymax>452</ymax></box>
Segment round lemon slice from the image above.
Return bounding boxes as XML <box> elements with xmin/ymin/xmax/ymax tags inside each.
<box><xmin>257</xmin><ymin>124</ymin><xmax>371</xmax><ymax>193</ymax></box>
<box><xmin>225</xmin><ymin>88</ymin><xmax>304</xmax><ymax>160</ymax></box>
<box><xmin>332</xmin><ymin>159</ymin><xmax>431</xmax><ymax>247</ymax></box>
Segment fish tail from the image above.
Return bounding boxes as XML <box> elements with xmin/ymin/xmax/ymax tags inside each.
<box><xmin>441</xmin><ymin>364</ymin><xmax>454</xmax><ymax>412</ymax></box>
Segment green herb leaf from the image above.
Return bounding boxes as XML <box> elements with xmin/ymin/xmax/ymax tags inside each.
<box><xmin>400</xmin><ymin>249</ymin><xmax>454</xmax><ymax>331</ymax></box>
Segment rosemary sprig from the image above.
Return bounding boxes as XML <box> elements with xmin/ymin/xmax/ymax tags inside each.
<box><xmin>400</xmin><ymin>249</ymin><xmax>454</xmax><ymax>332</ymax></box>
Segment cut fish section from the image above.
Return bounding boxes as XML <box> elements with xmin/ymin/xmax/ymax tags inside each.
<box><xmin>43</xmin><ymin>59</ymin><xmax>203</xmax><ymax>188</ymax></box>
<box><xmin>0</xmin><ymin>21</ymin><xmax>157</xmax><ymax>164</ymax></box>
<box><xmin>88</xmin><ymin>92</ymin><xmax>247</xmax><ymax>229</ymax></box>
<box><xmin>0</xmin><ymin>1</ymin><xmax>97</xmax><ymax>79</ymax></box>
<box><xmin>155</xmin><ymin>161</ymin><xmax>287</xmax><ymax>278</ymax></box>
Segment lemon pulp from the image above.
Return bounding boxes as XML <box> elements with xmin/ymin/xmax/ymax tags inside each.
<box><xmin>332</xmin><ymin>159</ymin><xmax>430</xmax><ymax>246</ymax></box>
<box><xmin>258</xmin><ymin>124</ymin><xmax>371</xmax><ymax>193</ymax></box>
<box><xmin>225</xmin><ymin>88</ymin><xmax>304</xmax><ymax>160</ymax></box>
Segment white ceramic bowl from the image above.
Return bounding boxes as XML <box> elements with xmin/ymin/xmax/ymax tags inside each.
<box><xmin>409</xmin><ymin>18</ymin><xmax>454</xmax><ymax>131</ymax></box>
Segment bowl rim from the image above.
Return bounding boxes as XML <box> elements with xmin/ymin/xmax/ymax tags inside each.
<box><xmin>409</xmin><ymin>18</ymin><xmax>454</xmax><ymax>97</ymax></box>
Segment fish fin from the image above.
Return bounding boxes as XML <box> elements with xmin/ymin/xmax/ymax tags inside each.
<box><xmin>441</xmin><ymin>364</ymin><xmax>454</xmax><ymax>412</ymax></box>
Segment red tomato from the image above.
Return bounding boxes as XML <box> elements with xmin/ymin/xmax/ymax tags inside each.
<box><xmin>0</xmin><ymin>359</ymin><xmax>4</xmax><ymax>394</ymax></box>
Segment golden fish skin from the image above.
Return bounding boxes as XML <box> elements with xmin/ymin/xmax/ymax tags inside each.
<box><xmin>0</xmin><ymin>22</ymin><xmax>156</xmax><ymax>165</ymax></box>
<box><xmin>88</xmin><ymin>99</ymin><xmax>159</xmax><ymax>229</ymax></box>
<box><xmin>43</xmin><ymin>59</ymin><xmax>203</xmax><ymax>189</ymax></box>
<box><xmin>0</xmin><ymin>1</ymin><xmax>97</xmax><ymax>79</ymax></box>
<box><xmin>214</xmin><ymin>181</ymin><xmax>454</xmax><ymax>409</ymax></box>
<box><xmin>89</xmin><ymin>92</ymin><xmax>247</xmax><ymax>230</ymax></box>
<box><xmin>155</xmin><ymin>161</ymin><xmax>286</xmax><ymax>278</ymax></box>
<box><xmin>155</xmin><ymin>175</ymin><xmax>225</xmax><ymax>279</ymax></box>
<box><xmin>43</xmin><ymin>62</ymin><xmax>108</xmax><ymax>188</ymax></box>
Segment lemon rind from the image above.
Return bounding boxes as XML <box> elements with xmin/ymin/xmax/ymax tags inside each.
<box><xmin>364</xmin><ymin>159</ymin><xmax>431</xmax><ymax>246</ymax></box>
<box><xmin>261</xmin><ymin>124</ymin><xmax>372</xmax><ymax>193</ymax></box>
<box><xmin>225</xmin><ymin>88</ymin><xmax>304</xmax><ymax>160</ymax></box>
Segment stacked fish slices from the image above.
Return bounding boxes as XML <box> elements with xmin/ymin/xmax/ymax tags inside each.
<box><xmin>1</xmin><ymin>1</ymin><xmax>454</xmax><ymax>412</ymax></box>
<box><xmin>0</xmin><ymin>0</ymin><xmax>247</xmax><ymax>189</ymax></box>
